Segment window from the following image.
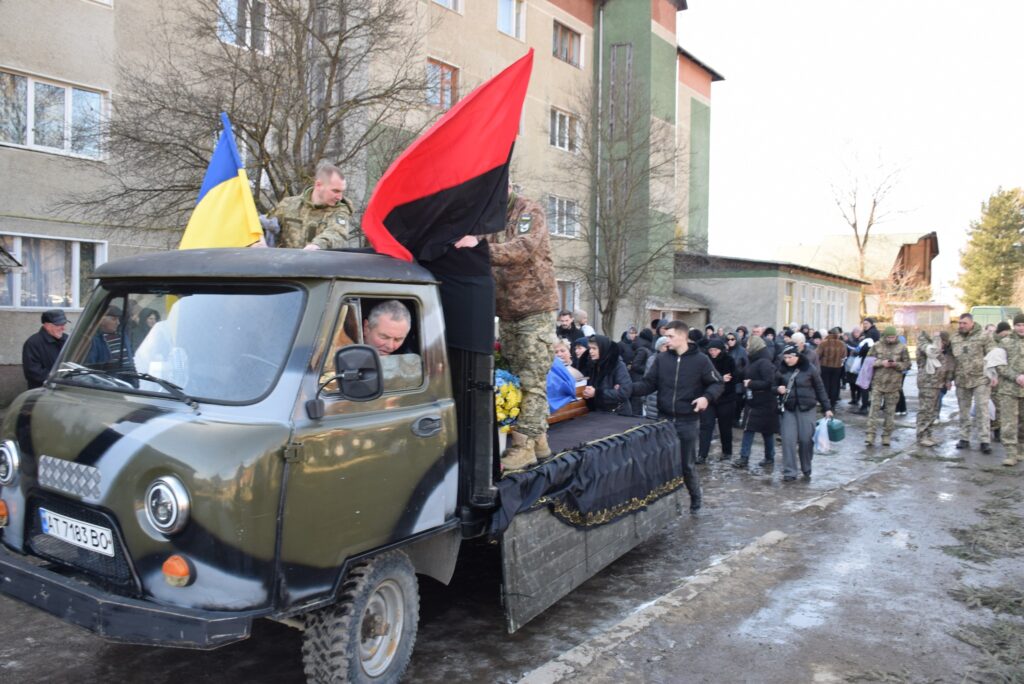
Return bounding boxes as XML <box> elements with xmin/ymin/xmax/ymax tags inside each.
<box><xmin>812</xmin><ymin>286</ymin><xmax>823</xmax><ymax>329</ymax></box>
<box><xmin>547</xmin><ymin>196</ymin><xmax>580</xmax><ymax>238</ymax></box>
<box><xmin>0</xmin><ymin>233</ymin><xmax>107</xmax><ymax>309</ymax></box>
<box><xmin>0</xmin><ymin>71</ymin><xmax>104</xmax><ymax>158</ymax></box>
<box><xmin>426</xmin><ymin>59</ymin><xmax>458</xmax><ymax>110</ymax></box>
<box><xmin>432</xmin><ymin>0</ymin><xmax>459</xmax><ymax>9</ymax></box>
<box><xmin>557</xmin><ymin>280</ymin><xmax>576</xmax><ymax>312</ymax></box>
<box><xmin>552</xmin><ymin>22</ymin><xmax>581</xmax><ymax>67</ymax></box>
<box><xmin>218</xmin><ymin>0</ymin><xmax>267</xmax><ymax>52</ymax></box>
<box><xmin>783</xmin><ymin>281</ymin><xmax>794</xmax><ymax>326</ymax></box>
<box><xmin>798</xmin><ymin>283</ymin><xmax>809</xmax><ymax>326</ymax></box>
<box><xmin>322</xmin><ymin>297</ymin><xmax>424</xmax><ymax>395</ymax></box>
<box><xmin>497</xmin><ymin>0</ymin><xmax>524</xmax><ymax>39</ymax></box>
<box><xmin>549</xmin><ymin>108</ymin><xmax>578</xmax><ymax>151</ymax></box>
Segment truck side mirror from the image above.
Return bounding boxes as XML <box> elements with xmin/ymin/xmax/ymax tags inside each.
<box><xmin>333</xmin><ymin>345</ymin><xmax>383</xmax><ymax>401</ymax></box>
<box><xmin>306</xmin><ymin>344</ymin><xmax>384</xmax><ymax>419</ymax></box>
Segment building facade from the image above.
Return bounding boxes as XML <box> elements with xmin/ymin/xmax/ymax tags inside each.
<box><xmin>675</xmin><ymin>254</ymin><xmax>867</xmax><ymax>332</ymax></box>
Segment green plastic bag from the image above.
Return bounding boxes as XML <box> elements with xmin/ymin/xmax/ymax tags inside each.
<box><xmin>827</xmin><ymin>418</ymin><xmax>846</xmax><ymax>442</ymax></box>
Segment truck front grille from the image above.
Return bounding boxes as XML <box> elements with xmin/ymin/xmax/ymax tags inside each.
<box><xmin>26</xmin><ymin>495</ymin><xmax>138</xmax><ymax>592</ymax></box>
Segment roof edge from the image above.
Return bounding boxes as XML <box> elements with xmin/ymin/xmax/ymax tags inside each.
<box><xmin>677</xmin><ymin>45</ymin><xmax>725</xmax><ymax>82</ymax></box>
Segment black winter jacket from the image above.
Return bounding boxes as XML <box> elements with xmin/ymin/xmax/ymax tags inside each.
<box><xmin>776</xmin><ymin>354</ymin><xmax>831</xmax><ymax>413</ymax></box>
<box><xmin>710</xmin><ymin>350</ymin><xmax>737</xmax><ymax>403</ymax></box>
<box><xmin>632</xmin><ymin>345</ymin><xmax>723</xmax><ymax>420</ymax></box>
<box><xmin>22</xmin><ymin>328</ymin><xmax>67</xmax><ymax>389</ymax></box>
<box><xmin>741</xmin><ymin>347</ymin><xmax>779</xmax><ymax>433</ymax></box>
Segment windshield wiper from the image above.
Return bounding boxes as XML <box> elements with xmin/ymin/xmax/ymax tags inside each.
<box><xmin>114</xmin><ymin>370</ymin><xmax>200</xmax><ymax>409</ymax></box>
<box><xmin>55</xmin><ymin>366</ymin><xmax>133</xmax><ymax>388</ymax></box>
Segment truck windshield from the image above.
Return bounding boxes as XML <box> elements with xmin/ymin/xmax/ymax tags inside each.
<box><xmin>55</xmin><ymin>284</ymin><xmax>305</xmax><ymax>404</ymax></box>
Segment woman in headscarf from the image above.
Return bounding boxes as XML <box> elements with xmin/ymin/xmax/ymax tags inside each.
<box><xmin>698</xmin><ymin>338</ymin><xmax>737</xmax><ymax>463</ymax></box>
<box><xmin>581</xmin><ymin>334</ymin><xmax>632</xmax><ymax>415</ymax></box>
<box><xmin>572</xmin><ymin>336</ymin><xmax>592</xmax><ymax>379</ymax></box>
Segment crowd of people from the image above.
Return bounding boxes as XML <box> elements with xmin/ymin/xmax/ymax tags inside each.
<box><xmin>550</xmin><ymin>310</ymin><xmax>1024</xmax><ymax>512</ymax></box>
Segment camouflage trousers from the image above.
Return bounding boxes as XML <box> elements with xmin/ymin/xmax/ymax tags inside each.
<box><xmin>999</xmin><ymin>394</ymin><xmax>1024</xmax><ymax>458</ymax></box>
<box><xmin>501</xmin><ymin>311</ymin><xmax>556</xmax><ymax>438</ymax></box>
<box><xmin>867</xmin><ymin>390</ymin><xmax>899</xmax><ymax>438</ymax></box>
<box><xmin>916</xmin><ymin>387</ymin><xmax>941</xmax><ymax>439</ymax></box>
<box><xmin>956</xmin><ymin>382</ymin><xmax>992</xmax><ymax>442</ymax></box>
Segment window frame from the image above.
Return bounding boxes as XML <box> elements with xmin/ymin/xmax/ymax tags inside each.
<box><xmin>217</xmin><ymin>0</ymin><xmax>270</xmax><ymax>54</ymax></box>
<box><xmin>0</xmin><ymin>232</ymin><xmax>108</xmax><ymax>310</ymax></box>
<box><xmin>0</xmin><ymin>69</ymin><xmax>107</xmax><ymax>160</ymax></box>
<box><xmin>549</xmin><ymin>107</ymin><xmax>579</xmax><ymax>152</ymax></box>
<box><xmin>556</xmin><ymin>280</ymin><xmax>577</xmax><ymax>312</ymax></box>
<box><xmin>552</xmin><ymin>21</ymin><xmax>582</xmax><ymax>67</ymax></box>
<box><xmin>432</xmin><ymin>0</ymin><xmax>460</xmax><ymax>11</ymax></box>
<box><xmin>547</xmin><ymin>196</ymin><xmax>580</xmax><ymax>238</ymax></box>
<box><xmin>497</xmin><ymin>0</ymin><xmax>525</xmax><ymax>40</ymax></box>
<box><xmin>320</xmin><ymin>295</ymin><xmax>427</xmax><ymax>399</ymax></box>
<box><xmin>426</xmin><ymin>58</ymin><xmax>459</xmax><ymax>110</ymax></box>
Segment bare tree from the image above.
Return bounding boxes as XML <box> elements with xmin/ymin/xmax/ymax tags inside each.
<box><xmin>830</xmin><ymin>160</ymin><xmax>901</xmax><ymax>317</ymax></box>
<box><xmin>549</xmin><ymin>87</ymin><xmax>692</xmax><ymax>334</ymax></box>
<box><xmin>63</xmin><ymin>0</ymin><xmax>432</xmax><ymax>229</ymax></box>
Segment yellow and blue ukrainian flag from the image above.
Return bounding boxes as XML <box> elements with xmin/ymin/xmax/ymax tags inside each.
<box><xmin>178</xmin><ymin>113</ymin><xmax>263</xmax><ymax>249</ymax></box>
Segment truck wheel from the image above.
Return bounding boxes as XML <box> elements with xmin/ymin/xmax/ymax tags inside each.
<box><xmin>302</xmin><ymin>551</ymin><xmax>419</xmax><ymax>684</ymax></box>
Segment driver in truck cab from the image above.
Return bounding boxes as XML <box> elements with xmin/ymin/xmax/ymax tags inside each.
<box><xmin>362</xmin><ymin>300</ymin><xmax>411</xmax><ymax>356</ymax></box>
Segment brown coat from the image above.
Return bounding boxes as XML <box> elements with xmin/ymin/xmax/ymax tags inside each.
<box><xmin>489</xmin><ymin>195</ymin><xmax>558</xmax><ymax>321</ymax></box>
<box><xmin>817</xmin><ymin>335</ymin><xmax>847</xmax><ymax>368</ymax></box>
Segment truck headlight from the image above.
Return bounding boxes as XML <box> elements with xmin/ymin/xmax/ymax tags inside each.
<box><xmin>145</xmin><ymin>476</ymin><xmax>190</xmax><ymax>535</ymax></box>
<box><xmin>0</xmin><ymin>441</ymin><xmax>19</xmax><ymax>486</ymax></box>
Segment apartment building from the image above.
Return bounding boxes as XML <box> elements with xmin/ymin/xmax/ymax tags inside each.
<box><xmin>0</xmin><ymin>0</ymin><xmax>178</xmax><ymax>404</ymax></box>
<box><xmin>0</xmin><ymin>0</ymin><xmax>719</xmax><ymax>404</ymax></box>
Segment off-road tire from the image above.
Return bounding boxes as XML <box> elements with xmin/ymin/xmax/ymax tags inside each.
<box><xmin>302</xmin><ymin>551</ymin><xmax>419</xmax><ymax>684</ymax></box>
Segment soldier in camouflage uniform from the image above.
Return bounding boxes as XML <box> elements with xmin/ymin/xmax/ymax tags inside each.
<box><xmin>269</xmin><ymin>163</ymin><xmax>361</xmax><ymax>250</ymax></box>
<box><xmin>915</xmin><ymin>330</ymin><xmax>954</xmax><ymax>447</ymax></box>
<box><xmin>865</xmin><ymin>326</ymin><xmax>910</xmax><ymax>446</ymax></box>
<box><xmin>996</xmin><ymin>314</ymin><xmax>1024</xmax><ymax>466</ymax></box>
<box><xmin>951</xmin><ymin>312</ymin><xmax>996</xmax><ymax>452</ymax></box>
<box><xmin>457</xmin><ymin>189</ymin><xmax>558</xmax><ymax>472</ymax></box>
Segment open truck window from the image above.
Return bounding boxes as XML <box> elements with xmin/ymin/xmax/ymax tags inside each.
<box><xmin>320</xmin><ymin>296</ymin><xmax>424</xmax><ymax>395</ymax></box>
<box><xmin>55</xmin><ymin>284</ymin><xmax>304</xmax><ymax>404</ymax></box>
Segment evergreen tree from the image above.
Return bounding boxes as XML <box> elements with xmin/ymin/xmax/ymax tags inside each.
<box><xmin>957</xmin><ymin>187</ymin><xmax>1024</xmax><ymax>308</ymax></box>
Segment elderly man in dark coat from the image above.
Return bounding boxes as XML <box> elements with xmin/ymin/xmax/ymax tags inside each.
<box><xmin>22</xmin><ymin>309</ymin><xmax>69</xmax><ymax>389</ymax></box>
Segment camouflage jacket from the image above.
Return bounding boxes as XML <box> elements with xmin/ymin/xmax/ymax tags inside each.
<box><xmin>996</xmin><ymin>331</ymin><xmax>1024</xmax><ymax>398</ymax></box>
<box><xmin>489</xmin><ymin>195</ymin><xmax>558</xmax><ymax>321</ymax></box>
<box><xmin>270</xmin><ymin>188</ymin><xmax>360</xmax><ymax>250</ymax></box>
<box><xmin>867</xmin><ymin>339</ymin><xmax>910</xmax><ymax>392</ymax></box>
<box><xmin>951</xmin><ymin>322</ymin><xmax>995</xmax><ymax>389</ymax></box>
<box><xmin>915</xmin><ymin>333</ymin><xmax>955</xmax><ymax>390</ymax></box>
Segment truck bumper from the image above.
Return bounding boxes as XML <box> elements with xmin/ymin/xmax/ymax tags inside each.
<box><xmin>0</xmin><ymin>548</ymin><xmax>265</xmax><ymax>649</ymax></box>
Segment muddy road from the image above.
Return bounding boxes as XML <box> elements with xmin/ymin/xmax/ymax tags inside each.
<box><xmin>1</xmin><ymin>376</ymin><xmax>1021</xmax><ymax>683</ymax></box>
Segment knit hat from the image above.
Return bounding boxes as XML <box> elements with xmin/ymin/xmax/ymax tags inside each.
<box><xmin>654</xmin><ymin>336</ymin><xmax>670</xmax><ymax>351</ymax></box>
<box><xmin>781</xmin><ymin>344</ymin><xmax>799</xmax><ymax>357</ymax></box>
<box><xmin>708</xmin><ymin>338</ymin><xmax>726</xmax><ymax>352</ymax></box>
<box><xmin>883</xmin><ymin>326</ymin><xmax>897</xmax><ymax>336</ymax></box>
<box><xmin>1014</xmin><ymin>313</ymin><xmax>1024</xmax><ymax>325</ymax></box>
<box><xmin>996</xmin><ymin>321</ymin><xmax>1011</xmax><ymax>333</ymax></box>
<box><xmin>791</xmin><ymin>332</ymin><xmax>806</xmax><ymax>345</ymax></box>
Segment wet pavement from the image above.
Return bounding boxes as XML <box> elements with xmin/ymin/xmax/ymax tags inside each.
<box><xmin>1</xmin><ymin>373</ymin><xmax>1021</xmax><ymax>683</ymax></box>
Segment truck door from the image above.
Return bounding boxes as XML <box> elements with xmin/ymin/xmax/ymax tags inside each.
<box><xmin>278</xmin><ymin>286</ymin><xmax>457</xmax><ymax>606</ymax></box>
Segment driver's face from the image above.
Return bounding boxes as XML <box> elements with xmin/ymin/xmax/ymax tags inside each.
<box><xmin>363</xmin><ymin>315</ymin><xmax>410</xmax><ymax>356</ymax></box>
<box><xmin>99</xmin><ymin>315</ymin><xmax>118</xmax><ymax>334</ymax></box>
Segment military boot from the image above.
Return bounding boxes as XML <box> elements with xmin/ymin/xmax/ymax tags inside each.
<box><xmin>500</xmin><ymin>431</ymin><xmax>537</xmax><ymax>474</ymax></box>
<box><xmin>533</xmin><ymin>431</ymin><xmax>553</xmax><ymax>460</ymax></box>
<box><xmin>1003</xmin><ymin>445</ymin><xmax>1020</xmax><ymax>467</ymax></box>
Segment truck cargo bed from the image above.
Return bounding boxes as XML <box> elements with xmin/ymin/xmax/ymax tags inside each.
<box><xmin>493</xmin><ymin>414</ymin><xmax>684</xmax><ymax>631</ymax></box>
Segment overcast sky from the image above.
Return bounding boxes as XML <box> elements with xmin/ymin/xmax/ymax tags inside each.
<box><xmin>678</xmin><ymin>1</ymin><xmax>1024</xmax><ymax>306</ymax></box>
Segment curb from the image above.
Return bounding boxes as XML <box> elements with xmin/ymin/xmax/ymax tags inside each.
<box><xmin>518</xmin><ymin>530</ymin><xmax>789</xmax><ymax>684</ymax></box>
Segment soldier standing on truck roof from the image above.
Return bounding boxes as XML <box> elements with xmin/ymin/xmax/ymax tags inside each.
<box><xmin>265</xmin><ymin>162</ymin><xmax>361</xmax><ymax>250</ymax></box>
<box><xmin>454</xmin><ymin>186</ymin><xmax>558</xmax><ymax>473</ymax></box>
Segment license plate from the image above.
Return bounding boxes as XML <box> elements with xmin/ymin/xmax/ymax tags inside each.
<box><xmin>39</xmin><ymin>508</ymin><xmax>115</xmax><ymax>557</ymax></box>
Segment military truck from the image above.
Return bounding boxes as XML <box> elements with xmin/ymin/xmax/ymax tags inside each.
<box><xmin>0</xmin><ymin>249</ymin><xmax>685</xmax><ymax>683</ymax></box>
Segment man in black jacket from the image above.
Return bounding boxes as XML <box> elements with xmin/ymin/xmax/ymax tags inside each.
<box><xmin>633</xmin><ymin>321</ymin><xmax>723</xmax><ymax>512</ymax></box>
<box><xmin>22</xmin><ymin>309</ymin><xmax>69</xmax><ymax>389</ymax></box>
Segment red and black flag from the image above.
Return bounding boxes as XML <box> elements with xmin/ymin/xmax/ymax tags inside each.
<box><xmin>363</xmin><ymin>49</ymin><xmax>534</xmax><ymax>352</ymax></box>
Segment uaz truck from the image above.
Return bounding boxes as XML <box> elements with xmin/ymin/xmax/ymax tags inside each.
<box><xmin>0</xmin><ymin>248</ymin><xmax>685</xmax><ymax>683</ymax></box>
